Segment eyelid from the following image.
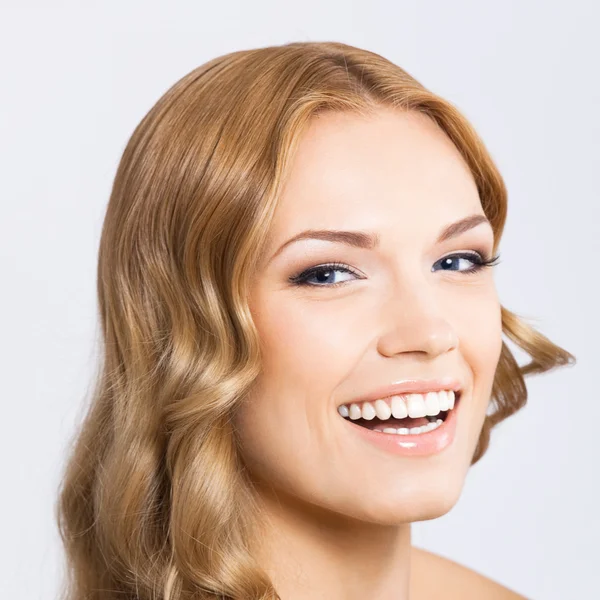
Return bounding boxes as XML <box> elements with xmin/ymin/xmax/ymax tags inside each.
<box><xmin>290</xmin><ymin>247</ymin><xmax>490</xmax><ymax>276</ymax></box>
<box><xmin>288</xmin><ymin>249</ymin><xmax>500</xmax><ymax>287</ymax></box>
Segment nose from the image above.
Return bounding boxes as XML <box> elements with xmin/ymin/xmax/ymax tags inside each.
<box><xmin>376</xmin><ymin>285</ymin><xmax>459</xmax><ymax>359</ymax></box>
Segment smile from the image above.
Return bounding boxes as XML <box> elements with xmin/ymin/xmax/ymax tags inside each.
<box><xmin>337</xmin><ymin>390</ymin><xmax>462</xmax><ymax>457</ymax></box>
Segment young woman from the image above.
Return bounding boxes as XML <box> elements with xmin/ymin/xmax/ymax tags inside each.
<box><xmin>56</xmin><ymin>41</ymin><xmax>574</xmax><ymax>600</ymax></box>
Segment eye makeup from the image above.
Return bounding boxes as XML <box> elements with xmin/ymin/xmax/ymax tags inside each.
<box><xmin>288</xmin><ymin>251</ymin><xmax>501</xmax><ymax>288</ymax></box>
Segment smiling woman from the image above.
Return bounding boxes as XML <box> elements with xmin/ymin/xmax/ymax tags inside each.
<box><xmin>55</xmin><ymin>41</ymin><xmax>575</xmax><ymax>600</ymax></box>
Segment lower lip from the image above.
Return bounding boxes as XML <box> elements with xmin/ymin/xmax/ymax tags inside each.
<box><xmin>343</xmin><ymin>394</ymin><xmax>461</xmax><ymax>457</ymax></box>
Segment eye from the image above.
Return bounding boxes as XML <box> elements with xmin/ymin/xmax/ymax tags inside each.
<box><xmin>288</xmin><ymin>252</ymin><xmax>501</xmax><ymax>288</ymax></box>
<box><xmin>288</xmin><ymin>262</ymin><xmax>359</xmax><ymax>288</ymax></box>
<box><xmin>432</xmin><ymin>252</ymin><xmax>501</xmax><ymax>275</ymax></box>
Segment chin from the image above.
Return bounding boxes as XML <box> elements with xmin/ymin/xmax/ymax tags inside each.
<box><xmin>319</xmin><ymin>471</ymin><xmax>466</xmax><ymax>527</ymax></box>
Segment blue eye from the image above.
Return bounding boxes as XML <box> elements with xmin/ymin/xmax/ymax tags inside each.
<box><xmin>288</xmin><ymin>252</ymin><xmax>501</xmax><ymax>288</ymax></box>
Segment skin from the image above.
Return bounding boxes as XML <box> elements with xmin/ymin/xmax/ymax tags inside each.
<box><xmin>410</xmin><ymin>547</ymin><xmax>527</xmax><ymax>599</ymax></box>
<box><xmin>232</xmin><ymin>108</ymin><xmax>504</xmax><ymax>600</ymax></box>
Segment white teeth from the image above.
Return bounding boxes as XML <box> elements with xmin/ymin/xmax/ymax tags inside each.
<box><xmin>406</xmin><ymin>394</ymin><xmax>427</xmax><ymax>418</ymax></box>
<box><xmin>438</xmin><ymin>390</ymin><xmax>449</xmax><ymax>411</ymax></box>
<box><xmin>424</xmin><ymin>391</ymin><xmax>440</xmax><ymax>416</ymax></box>
<box><xmin>337</xmin><ymin>404</ymin><xmax>349</xmax><ymax>418</ymax></box>
<box><xmin>375</xmin><ymin>419</ymin><xmax>444</xmax><ymax>435</ymax></box>
<box><xmin>374</xmin><ymin>399</ymin><xmax>392</xmax><ymax>420</ymax></box>
<box><xmin>338</xmin><ymin>390</ymin><xmax>458</xmax><ymax>421</ymax></box>
<box><xmin>349</xmin><ymin>403</ymin><xmax>362</xmax><ymax>420</ymax></box>
<box><xmin>361</xmin><ymin>402</ymin><xmax>376</xmax><ymax>420</ymax></box>
<box><xmin>391</xmin><ymin>395</ymin><xmax>408</xmax><ymax>418</ymax></box>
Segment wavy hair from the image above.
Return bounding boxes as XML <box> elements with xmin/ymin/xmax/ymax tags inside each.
<box><xmin>55</xmin><ymin>40</ymin><xmax>576</xmax><ymax>600</ymax></box>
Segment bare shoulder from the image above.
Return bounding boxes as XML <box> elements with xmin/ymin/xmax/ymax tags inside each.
<box><xmin>410</xmin><ymin>546</ymin><xmax>529</xmax><ymax>600</ymax></box>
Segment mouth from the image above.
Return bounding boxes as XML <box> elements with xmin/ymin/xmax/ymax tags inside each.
<box><xmin>337</xmin><ymin>389</ymin><xmax>461</xmax><ymax>436</ymax></box>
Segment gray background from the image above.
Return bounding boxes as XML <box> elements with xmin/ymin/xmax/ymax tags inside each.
<box><xmin>1</xmin><ymin>1</ymin><xmax>597</xmax><ymax>598</ymax></box>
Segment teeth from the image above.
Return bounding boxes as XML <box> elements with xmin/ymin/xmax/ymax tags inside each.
<box><xmin>361</xmin><ymin>402</ymin><xmax>377</xmax><ymax>420</ymax></box>
<box><xmin>424</xmin><ymin>391</ymin><xmax>441</xmax><ymax>416</ymax></box>
<box><xmin>391</xmin><ymin>395</ymin><xmax>408</xmax><ymax>419</ymax></box>
<box><xmin>406</xmin><ymin>394</ymin><xmax>427</xmax><ymax>418</ymax></box>
<box><xmin>349</xmin><ymin>403</ymin><xmax>362</xmax><ymax>420</ymax></box>
<box><xmin>375</xmin><ymin>419</ymin><xmax>444</xmax><ymax>435</ymax></box>
<box><xmin>337</xmin><ymin>390</ymin><xmax>457</xmax><ymax>421</ymax></box>
<box><xmin>374</xmin><ymin>399</ymin><xmax>392</xmax><ymax>420</ymax></box>
<box><xmin>438</xmin><ymin>390</ymin><xmax>449</xmax><ymax>411</ymax></box>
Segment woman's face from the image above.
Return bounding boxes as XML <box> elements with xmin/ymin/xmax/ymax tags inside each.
<box><xmin>233</xmin><ymin>108</ymin><xmax>502</xmax><ymax>526</ymax></box>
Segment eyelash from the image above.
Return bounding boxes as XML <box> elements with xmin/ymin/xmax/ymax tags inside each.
<box><xmin>288</xmin><ymin>252</ymin><xmax>502</xmax><ymax>288</ymax></box>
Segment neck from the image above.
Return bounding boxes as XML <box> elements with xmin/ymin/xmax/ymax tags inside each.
<box><xmin>251</xmin><ymin>484</ymin><xmax>413</xmax><ymax>600</ymax></box>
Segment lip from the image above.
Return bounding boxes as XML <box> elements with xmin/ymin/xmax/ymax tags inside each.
<box><xmin>340</xmin><ymin>377</ymin><xmax>462</xmax><ymax>407</ymax></box>
<box><xmin>343</xmin><ymin>390</ymin><xmax>462</xmax><ymax>457</ymax></box>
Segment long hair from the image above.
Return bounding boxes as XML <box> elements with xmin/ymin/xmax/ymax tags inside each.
<box><xmin>55</xmin><ymin>41</ymin><xmax>576</xmax><ymax>600</ymax></box>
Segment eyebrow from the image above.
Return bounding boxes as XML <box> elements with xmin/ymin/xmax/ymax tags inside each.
<box><xmin>268</xmin><ymin>214</ymin><xmax>492</xmax><ymax>263</ymax></box>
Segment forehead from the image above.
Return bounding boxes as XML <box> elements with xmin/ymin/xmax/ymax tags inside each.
<box><xmin>271</xmin><ymin>108</ymin><xmax>481</xmax><ymax>238</ymax></box>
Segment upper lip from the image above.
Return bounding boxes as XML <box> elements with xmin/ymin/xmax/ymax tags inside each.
<box><xmin>340</xmin><ymin>377</ymin><xmax>463</xmax><ymax>406</ymax></box>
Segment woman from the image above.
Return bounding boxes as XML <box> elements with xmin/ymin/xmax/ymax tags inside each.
<box><xmin>56</xmin><ymin>41</ymin><xmax>575</xmax><ymax>599</ymax></box>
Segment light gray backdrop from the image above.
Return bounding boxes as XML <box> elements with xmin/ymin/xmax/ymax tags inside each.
<box><xmin>1</xmin><ymin>1</ymin><xmax>597</xmax><ymax>598</ymax></box>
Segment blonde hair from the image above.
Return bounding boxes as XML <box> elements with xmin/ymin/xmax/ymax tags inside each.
<box><xmin>55</xmin><ymin>41</ymin><xmax>575</xmax><ymax>600</ymax></box>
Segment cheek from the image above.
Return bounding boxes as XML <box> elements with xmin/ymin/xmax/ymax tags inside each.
<box><xmin>454</xmin><ymin>290</ymin><xmax>503</xmax><ymax>422</ymax></box>
<box><xmin>233</xmin><ymin>290</ymin><xmax>352</xmax><ymax>488</ymax></box>
<box><xmin>250</xmin><ymin>289</ymin><xmax>359</xmax><ymax>386</ymax></box>
<box><xmin>461</xmin><ymin>292</ymin><xmax>502</xmax><ymax>377</ymax></box>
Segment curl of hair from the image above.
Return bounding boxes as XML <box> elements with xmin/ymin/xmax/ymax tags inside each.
<box><xmin>55</xmin><ymin>41</ymin><xmax>576</xmax><ymax>600</ymax></box>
